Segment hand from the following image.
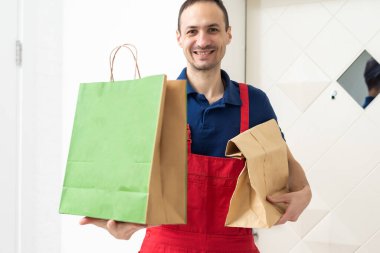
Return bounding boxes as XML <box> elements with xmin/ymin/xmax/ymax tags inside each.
<box><xmin>267</xmin><ymin>185</ymin><xmax>312</xmax><ymax>225</ymax></box>
<box><xmin>79</xmin><ymin>217</ymin><xmax>146</xmax><ymax>240</ymax></box>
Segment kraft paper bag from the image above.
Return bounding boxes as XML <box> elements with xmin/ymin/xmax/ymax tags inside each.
<box><xmin>59</xmin><ymin>45</ymin><xmax>187</xmax><ymax>225</ymax></box>
<box><xmin>225</xmin><ymin>119</ymin><xmax>288</xmax><ymax>228</ymax></box>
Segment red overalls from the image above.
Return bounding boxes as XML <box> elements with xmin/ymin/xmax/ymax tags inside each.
<box><xmin>140</xmin><ymin>84</ymin><xmax>260</xmax><ymax>253</ymax></box>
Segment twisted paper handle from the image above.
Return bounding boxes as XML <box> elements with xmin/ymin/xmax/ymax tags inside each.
<box><xmin>109</xmin><ymin>43</ymin><xmax>141</xmax><ymax>81</ymax></box>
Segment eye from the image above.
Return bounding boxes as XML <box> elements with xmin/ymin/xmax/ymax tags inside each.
<box><xmin>208</xmin><ymin>27</ymin><xmax>219</xmax><ymax>33</ymax></box>
<box><xmin>186</xmin><ymin>29</ymin><xmax>197</xmax><ymax>36</ymax></box>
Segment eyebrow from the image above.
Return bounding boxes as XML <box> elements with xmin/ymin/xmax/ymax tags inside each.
<box><xmin>184</xmin><ymin>23</ymin><xmax>221</xmax><ymax>30</ymax></box>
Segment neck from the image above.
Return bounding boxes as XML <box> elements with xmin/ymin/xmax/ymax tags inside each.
<box><xmin>186</xmin><ymin>67</ymin><xmax>224</xmax><ymax>104</ymax></box>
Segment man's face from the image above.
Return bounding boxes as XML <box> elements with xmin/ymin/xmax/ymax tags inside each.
<box><xmin>177</xmin><ymin>2</ymin><xmax>232</xmax><ymax>72</ymax></box>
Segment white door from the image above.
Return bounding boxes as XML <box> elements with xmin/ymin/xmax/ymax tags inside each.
<box><xmin>0</xmin><ymin>0</ymin><xmax>20</xmax><ymax>252</ymax></box>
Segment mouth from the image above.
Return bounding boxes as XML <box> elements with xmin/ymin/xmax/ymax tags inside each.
<box><xmin>193</xmin><ymin>49</ymin><xmax>215</xmax><ymax>55</ymax></box>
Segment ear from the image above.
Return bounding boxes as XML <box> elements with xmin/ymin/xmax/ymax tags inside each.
<box><xmin>226</xmin><ymin>26</ymin><xmax>232</xmax><ymax>45</ymax></box>
<box><xmin>176</xmin><ymin>30</ymin><xmax>183</xmax><ymax>48</ymax></box>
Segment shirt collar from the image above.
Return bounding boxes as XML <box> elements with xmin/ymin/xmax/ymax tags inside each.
<box><xmin>363</xmin><ymin>96</ymin><xmax>376</xmax><ymax>108</ymax></box>
<box><xmin>177</xmin><ymin>67</ymin><xmax>242</xmax><ymax>106</ymax></box>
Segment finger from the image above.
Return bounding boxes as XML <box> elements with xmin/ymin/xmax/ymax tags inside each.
<box><xmin>79</xmin><ymin>217</ymin><xmax>90</xmax><ymax>225</ymax></box>
<box><xmin>79</xmin><ymin>217</ymin><xmax>100</xmax><ymax>225</ymax></box>
<box><xmin>106</xmin><ymin>220</ymin><xmax>121</xmax><ymax>239</ymax></box>
<box><xmin>275</xmin><ymin>216</ymin><xmax>287</xmax><ymax>225</ymax></box>
<box><xmin>275</xmin><ymin>213</ymin><xmax>290</xmax><ymax>225</ymax></box>
<box><xmin>267</xmin><ymin>194</ymin><xmax>290</xmax><ymax>203</ymax></box>
<box><xmin>79</xmin><ymin>217</ymin><xmax>107</xmax><ymax>229</ymax></box>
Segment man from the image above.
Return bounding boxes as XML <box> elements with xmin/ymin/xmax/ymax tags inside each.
<box><xmin>80</xmin><ymin>0</ymin><xmax>312</xmax><ymax>251</ymax></box>
<box><xmin>363</xmin><ymin>57</ymin><xmax>380</xmax><ymax>109</ymax></box>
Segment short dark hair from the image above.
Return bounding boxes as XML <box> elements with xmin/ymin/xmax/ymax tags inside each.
<box><xmin>364</xmin><ymin>57</ymin><xmax>380</xmax><ymax>89</ymax></box>
<box><xmin>177</xmin><ymin>0</ymin><xmax>230</xmax><ymax>33</ymax></box>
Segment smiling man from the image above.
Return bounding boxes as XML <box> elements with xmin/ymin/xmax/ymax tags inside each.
<box><xmin>139</xmin><ymin>0</ymin><xmax>311</xmax><ymax>252</ymax></box>
<box><xmin>80</xmin><ymin>1</ymin><xmax>312</xmax><ymax>252</ymax></box>
<box><xmin>176</xmin><ymin>0</ymin><xmax>231</xmax><ymax>105</ymax></box>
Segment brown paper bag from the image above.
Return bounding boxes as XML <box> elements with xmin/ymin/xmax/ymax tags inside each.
<box><xmin>147</xmin><ymin>79</ymin><xmax>187</xmax><ymax>225</ymax></box>
<box><xmin>224</xmin><ymin>119</ymin><xmax>288</xmax><ymax>228</ymax></box>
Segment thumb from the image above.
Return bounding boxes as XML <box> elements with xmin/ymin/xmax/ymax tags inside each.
<box><xmin>107</xmin><ymin>220</ymin><xmax>118</xmax><ymax>233</ymax></box>
<box><xmin>79</xmin><ymin>217</ymin><xmax>90</xmax><ymax>225</ymax></box>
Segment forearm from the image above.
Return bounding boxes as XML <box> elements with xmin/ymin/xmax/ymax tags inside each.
<box><xmin>287</xmin><ymin>146</ymin><xmax>309</xmax><ymax>192</ymax></box>
<box><xmin>267</xmin><ymin>146</ymin><xmax>312</xmax><ymax>224</ymax></box>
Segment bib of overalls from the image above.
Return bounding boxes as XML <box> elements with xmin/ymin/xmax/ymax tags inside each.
<box><xmin>140</xmin><ymin>84</ymin><xmax>259</xmax><ymax>253</ymax></box>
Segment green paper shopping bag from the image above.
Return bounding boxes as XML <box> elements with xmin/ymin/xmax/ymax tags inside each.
<box><xmin>59</xmin><ymin>44</ymin><xmax>187</xmax><ymax>225</ymax></box>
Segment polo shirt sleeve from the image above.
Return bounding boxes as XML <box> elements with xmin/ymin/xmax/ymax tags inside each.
<box><xmin>248</xmin><ymin>85</ymin><xmax>285</xmax><ymax>139</ymax></box>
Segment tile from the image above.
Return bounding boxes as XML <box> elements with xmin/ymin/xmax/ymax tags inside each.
<box><xmin>356</xmin><ymin>230</ymin><xmax>380</xmax><ymax>253</ymax></box>
<box><xmin>367</xmin><ymin>31</ymin><xmax>380</xmax><ymax>61</ymax></box>
<box><xmin>304</xmin><ymin>212</ymin><xmax>360</xmax><ymax>248</ymax></box>
<box><xmin>321</xmin><ymin>0</ymin><xmax>347</xmax><ymax>15</ymax></box>
<box><xmin>264</xmin><ymin>7</ymin><xmax>286</xmax><ymax>22</ymax></box>
<box><xmin>286</xmin><ymin>82</ymin><xmax>362</xmax><ymax>170</ymax></box>
<box><xmin>305</xmin><ymin>165</ymin><xmax>380</xmax><ymax>250</ymax></box>
<box><xmin>289</xmin><ymin>208</ymin><xmax>329</xmax><ymax>238</ymax></box>
<box><xmin>288</xmin><ymin>186</ymin><xmax>330</xmax><ymax>238</ymax></box>
<box><xmin>256</xmin><ymin>224</ymin><xmax>301</xmax><ymax>253</ymax></box>
<box><xmin>307</xmin><ymin>189</ymin><xmax>331</xmax><ymax>211</ymax></box>
<box><xmin>266</xmin><ymin>86</ymin><xmax>302</xmax><ymax>133</ymax></box>
<box><xmin>306</xmin><ymin>18</ymin><xmax>362</xmax><ymax>79</ymax></box>
<box><xmin>306</xmin><ymin>241</ymin><xmax>359</xmax><ymax>253</ymax></box>
<box><xmin>335</xmin><ymin>0</ymin><xmax>380</xmax><ymax>44</ymax></box>
<box><xmin>260</xmin><ymin>0</ymin><xmax>288</xmax><ymax>21</ymax></box>
<box><xmin>308</xmin><ymin>114</ymin><xmax>380</xmax><ymax>209</ymax></box>
<box><xmin>278</xmin><ymin>54</ymin><xmax>330</xmax><ymax>112</ymax></box>
<box><xmin>289</xmin><ymin>241</ymin><xmax>313</xmax><ymax>253</ymax></box>
<box><xmin>260</xmin><ymin>23</ymin><xmax>302</xmax><ymax>83</ymax></box>
<box><xmin>277</xmin><ymin>2</ymin><xmax>332</xmax><ymax>48</ymax></box>
<box><xmin>261</xmin><ymin>0</ymin><xmax>320</xmax><ymax>7</ymax></box>
<box><xmin>251</xmin><ymin>7</ymin><xmax>276</xmax><ymax>36</ymax></box>
<box><xmin>332</xmin><ymin>164</ymin><xmax>380</xmax><ymax>244</ymax></box>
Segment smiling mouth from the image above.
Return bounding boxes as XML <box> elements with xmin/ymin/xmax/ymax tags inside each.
<box><xmin>193</xmin><ymin>49</ymin><xmax>215</xmax><ymax>55</ymax></box>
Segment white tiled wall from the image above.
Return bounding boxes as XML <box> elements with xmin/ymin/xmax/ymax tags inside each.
<box><xmin>247</xmin><ymin>0</ymin><xmax>380</xmax><ymax>252</ymax></box>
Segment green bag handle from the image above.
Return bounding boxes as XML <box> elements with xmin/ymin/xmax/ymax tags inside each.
<box><xmin>109</xmin><ymin>43</ymin><xmax>141</xmax><ymax>82</ymax></box>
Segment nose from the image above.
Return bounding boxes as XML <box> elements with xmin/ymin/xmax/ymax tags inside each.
<box><xmin>196</xmin><ymin>31</ymin><xmax>211</xmax><ymax>48</ymax></box>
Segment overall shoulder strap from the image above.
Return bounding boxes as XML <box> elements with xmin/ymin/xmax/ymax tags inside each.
<box><xmin>239</xmin><ymin>83</ymin><xmax>250</xmax><ymax>133</ymax></box>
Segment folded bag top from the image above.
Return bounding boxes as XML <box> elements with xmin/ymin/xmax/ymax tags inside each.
<box><xmin>225</xmin><ymin>119</ymin><xmax>288</xmax><ymax>228</ymax></box>
<box><xmin>59</xmin><ymin>44</ymin><xmax>187</xmax><ymax>225</ymax></box>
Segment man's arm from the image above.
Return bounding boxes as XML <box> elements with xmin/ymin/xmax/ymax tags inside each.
<box><xmin>267</xmin><ymin>146</ymin><xmax>312</xmax><ymax>225</ymax></box>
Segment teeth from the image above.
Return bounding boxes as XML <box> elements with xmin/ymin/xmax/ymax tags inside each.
<box><xmin>195</xmin><ymin>51</ymin><xmax>211</xmax><ymax>55</ymax></box>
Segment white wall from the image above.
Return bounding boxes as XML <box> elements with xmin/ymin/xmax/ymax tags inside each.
<box><xmin>246</xmin><ymin>0</ymin><xmax>380</xmax><ymax>252</ymax></box>
<box><xmin>0</xmin><ymin>0</ymin><xmax>63</xmax><ymax>252</ymax></box>
<box><xmin>61</xmin><ymin>1</ymin><xmax>245</xmax><ymax>252</ymax></box>
<box><xmin>20</xmin><ymin>0</ymin><xmax>63</xmax><ymax>252</ymax></box>
<box><xmin>0</xmin><ymin>0</ymin><xmax>19</xmax><ymax>252</ymax></box>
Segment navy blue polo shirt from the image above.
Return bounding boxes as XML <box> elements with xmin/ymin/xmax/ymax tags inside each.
<box><xmin>177</xmin><ymin>68</ymin><xmax>280</xmax><ymax>157</ymax></box>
